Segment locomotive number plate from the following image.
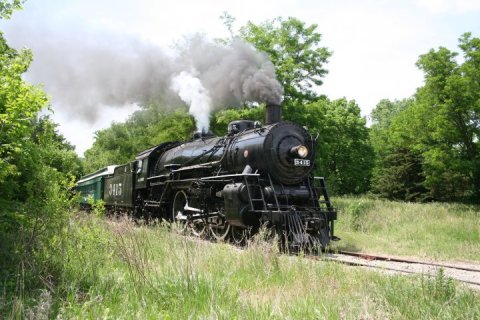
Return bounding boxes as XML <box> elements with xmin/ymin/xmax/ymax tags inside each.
<box><xmin>294</xmin><ymin>159</ymin><xmax>310</xmax><ymax>166</ymax></box>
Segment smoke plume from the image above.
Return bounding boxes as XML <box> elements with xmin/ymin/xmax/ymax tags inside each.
<box><xmin>5</xmin><ymin>21</ymin><xmax>283</xmax><ymax>130</ymax></box>
<box><xmin>171</xmin><ymin>36</ymin><xmax>284</xmax><ymax>131</ymax></box>
<box><xmin>171</xmin><ymin>71</ymin><xmax>212</xmax><ymax>131</ymax></box>
<box><xmin>175</xmin><ymin>36</ymin><xmax>284</xmax><ymax>107</ymax></box>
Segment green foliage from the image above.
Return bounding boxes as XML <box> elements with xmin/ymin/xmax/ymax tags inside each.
<box><xmin>371</xmin><ymin>33</ymin><xmax>480</xmax><ymax>203</ymax></box>
<box><xmin>88</xmin><ymin>198</ymin><xmax>105</xmax><ymax>217</ymax></box>
<box><xmin>373</xmin><ymin>147</ymin><xmax>427</xmax><ymax>201</ymax></box>
<box><xmin>0</xmin><ymin>39</ymin><xmax>47</xmax><ymax>184</ymax></box>
<box><xmin>83</xmin><ymin>107</ymin><xmax>195</xmax><ymax>172</ymax></box>
<box><xmin>284</xmin><ymin>98</ymin><xmax>373</xmax><ymax>194</ymax></box>
<box><xmin>239</xmin><ymin>17</ymin><xmax>331</xmax><ymax>106</ymax></box>
<box><xmin>413</xmin><ymin>33</ymin><xmax>480</xmax><ymax>202</ymax></box>
<box><xmin>12</xmin><ymin>213</ymin><xmax>115</xmax><ymax>318</ymax></box>
<box><xmin>369</xmin><ymin>99</ymin><xmax>426</xmax><ymax>200</ymax></box>
<box><xmin>370</xmin><ymin>98</ymin><xmax>412</xmax><ymax>129</ymax></box>
<box><xmin>422</xmin><ymin>268</ymin><xmax>456</xmax><ymax>303</ymax></box>
<box><xmin>376</xmin><ymin>270</ymin><xmax>477</xmax><ymax>319</ymax></box>
<box><xmin>0</xmin><ymin>114</ymin><xmax>81</xmax><ymax>304</ymax></box>
<box><xmin>0</xmin><ymin>0</ymin><xmax>23</xmax><ymax>19</ymax></box>
<box><xmin>343</xmin><ymin>199</ymin><xmax>374</xmax><ymax>231</ymax></box>
<box><xmin>219</xmin><ymin>11</ymin><xmax>236</xmax><ymax>38</ymax></box>
<box><xmin>314</xmin><ymin>99</ymin><xmax>373</xmax><ymax>194</ymax></box>
<box><xmin>1</xmin><ymin>12</ymin><xmax>83</xmax><ymax>317</ymax></box>
<box><xmin>210</xmin><ymin>105</ymin><xmax>265</xmax><ymax>135</ymax></box>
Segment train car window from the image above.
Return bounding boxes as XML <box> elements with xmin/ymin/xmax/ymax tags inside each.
<box><xmin>137</xmin><ymin>160</ymin><xmax>143</xmax><ymax>173</ymax></box>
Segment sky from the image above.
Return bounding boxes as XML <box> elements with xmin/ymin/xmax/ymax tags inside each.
<box><xmin>1</xmin><ymin>0</ymin><xmax>480</xmax><ymax>156</ymax></box>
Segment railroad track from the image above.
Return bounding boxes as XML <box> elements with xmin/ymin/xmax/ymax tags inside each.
<box><xmin>319</xmin><ymin>250</ymin><xmax>480</xmax><ymax>289</ymax></box>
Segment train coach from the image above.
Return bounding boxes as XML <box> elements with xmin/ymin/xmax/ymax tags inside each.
<box><xmin>75</xmin><ymin>165</ymin><xmax>117</xmax><ymax>206</ymax></box>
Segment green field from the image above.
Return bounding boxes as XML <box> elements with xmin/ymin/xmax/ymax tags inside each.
<box><xmin>5</xmin><ymin>208</ymin><xmax>480</xmax><ymax>319</ymax></box>
<box><xmin>331</xmin><ymin>197</ymin><xmax>480</xmax><ymax>262</ymax></box>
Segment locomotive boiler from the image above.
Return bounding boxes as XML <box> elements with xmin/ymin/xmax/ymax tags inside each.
<box><xmin>76</xmin><ymin>104</ymin><xmax>337</xmax><ymax>250</ymax></box>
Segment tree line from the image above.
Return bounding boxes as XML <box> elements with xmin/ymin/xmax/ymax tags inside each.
<box><xmin>370</xmin><ymin>33</ymin><xmax>480</xmax><ymax>202</ymax></box>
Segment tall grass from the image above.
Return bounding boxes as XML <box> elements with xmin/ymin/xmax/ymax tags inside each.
<box><xmin>4</xmin><ymin>212</ymin><xmax>478</xmax><ymax>319</ymax></box>
<box><xmin>332</xmin><ymin>196</ymin><xmax>480</xmax><ymax>261</ymax></box>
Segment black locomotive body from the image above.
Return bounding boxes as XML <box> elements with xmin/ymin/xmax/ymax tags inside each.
<box><xmin>78</xmin><ymin>104</ymin><xmax>337</xmax><ymax>249</ymax></box>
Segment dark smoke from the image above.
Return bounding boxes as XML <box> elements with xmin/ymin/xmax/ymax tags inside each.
<box><xmin>4</xmin><ymin>19</ymin><xmax>283</xmax><ymax>127</ymax></box>
<box><xmin>176</xmin><ymin>36</ymin><xmax>283</xmax><ymax>107</ymax></box>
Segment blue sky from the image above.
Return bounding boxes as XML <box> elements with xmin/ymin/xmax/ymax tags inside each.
<box><xmin>2</xmin><ymin>0</ymin><xmax>480</xmax><ymax>156</ymax></box>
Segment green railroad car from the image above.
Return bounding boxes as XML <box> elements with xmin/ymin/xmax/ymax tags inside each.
<box><xmin>103</xmin><ymin>163</ymin><xmax>135</xmax><ymax>208</ymax></box>
<box><xmin>76</xmin><ymin>165</ymin><xmax>118</xmax><ymax>205</ymax></box>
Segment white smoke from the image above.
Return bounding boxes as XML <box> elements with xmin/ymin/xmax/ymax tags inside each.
<box><xmin>171</xmin><ymin>71</ymin><xmax>212</xmax><ymax>132</ymax></box>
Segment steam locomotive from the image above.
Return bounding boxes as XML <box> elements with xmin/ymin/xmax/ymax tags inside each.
<box><xmin>76</xmin><ymin>104</ymin><xmax>337</xmax><ymax>249</ymax></box>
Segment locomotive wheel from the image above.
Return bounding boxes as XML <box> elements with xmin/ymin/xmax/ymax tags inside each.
<box><xmin>172</xmin><ymin>190</ymin><xmax>206</xmax><ymax>236</ymax></box>
<box><xmin>172</xmin><ymin>191</ymin><xmax>189</xmax><ymax>233</ymax></box>
<box><xmin>190</xmin><ymin>218</ymin><xmax>206</xmax><ymax>237</ymax></box>
<box><xmin>230</xmin><ymin>226</ymin><xmax>247</xmax><ymax>245</ymax></box>
<box><xmin>209</xmin><ymin>216</ymin><xmax>230</xmax><ymax>241</ymax></box>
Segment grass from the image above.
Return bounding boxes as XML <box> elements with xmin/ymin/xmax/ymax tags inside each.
<box><xmin>331</xmin><ymin>196</ymin><xmax>480</xmax><ymax>261</ymax></box>
<box><xmin>4</xmin><ymin>211</ymin><xmax>480</xmax><ymax>319</ymax></box>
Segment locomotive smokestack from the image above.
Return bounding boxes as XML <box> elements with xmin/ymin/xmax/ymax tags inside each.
<box><xmin>265</xmin><ymin>103</ymin><xmax>282</xmax><ymax>124</ymax></box>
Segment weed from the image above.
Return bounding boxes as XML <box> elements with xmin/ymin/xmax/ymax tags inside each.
<box><xmin>422</xmin><ymin>268</ymin><xmax>456</xmax><ymax>303</ymax></box>
<box><xmin>349</xmin><ymin>200</ymin><xmax>373</xmax><ymax>231</ymax></box>
<box><xmin>87</xmin><ymin>197</ymin><xmax>105</xmax><ymax>217</ymax></box>
<box><xmin>24</xmin><ymin>289</ymin><xmax>52</xmax><ymax>320</ymax></box>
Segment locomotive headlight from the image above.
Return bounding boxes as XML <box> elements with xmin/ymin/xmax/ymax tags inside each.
<box><xmin>291</xmin><ymin>145</ymin><xmax>309</xmax><ymax>158</ymax></box>
<box><xmin>297</xmin><ymin>145</ymin><xmax>309</xmax><ymax>158</ymax></box>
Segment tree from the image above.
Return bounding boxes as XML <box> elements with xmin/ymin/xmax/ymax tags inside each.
<box><xmin>210</xmin><ymin>105</ymin><xmax>264</xmax><ymax>135</ymax></box>
<box><xmin>414</xmin><ymin>33</ymin><xmax>480</xmax><ymax>202</ymax></box>
<box><xmin>370</xmin><ymin>33</ymin><xmax>480</xmax><ymax>202</ymax></box>
<box><xmin>370</xmin><ymin>98</ymin><xmax>412</xmax><ymax>129</ymax></box>
<box><xmin>0</xmin><ymin>0</ymin><xmax>23</xmax><ymax>19</ymax></box>
<box><xmin>83</xmin><ymin>107</ymin><xmax>195</xmax><ymax>172</ymax></box>
<box><xmin>0</xmin><ymin>35</ymin><xmax>47</xmax><ymax>183</ymax></box>
<box><xmin>370</xmin><ymin>99</ymin><xmax>428</xmax><ymax>201</ymax></box>
<box><xmin>1</xmin><ymin>2</ymin><xmax>82</xmax><ymax>303</ymax></box>
<box><xmin>284</xmin><ymin>98</ymin><xmax>373</xmax><ymax>194</ymax></box>
<box><xmin>314</xmin><ymin>99</ymin><xmax>373</xmax><ymax>194</ymax></box>
<box><xmin>239</xmin><ymin>17</ymin><xmax>331</xmax><ymax>106</ymax></box>
<box><xmin>369</xmin><ymin>99</ymin><xmax>425</xmax><ymax>201</ymax></box>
